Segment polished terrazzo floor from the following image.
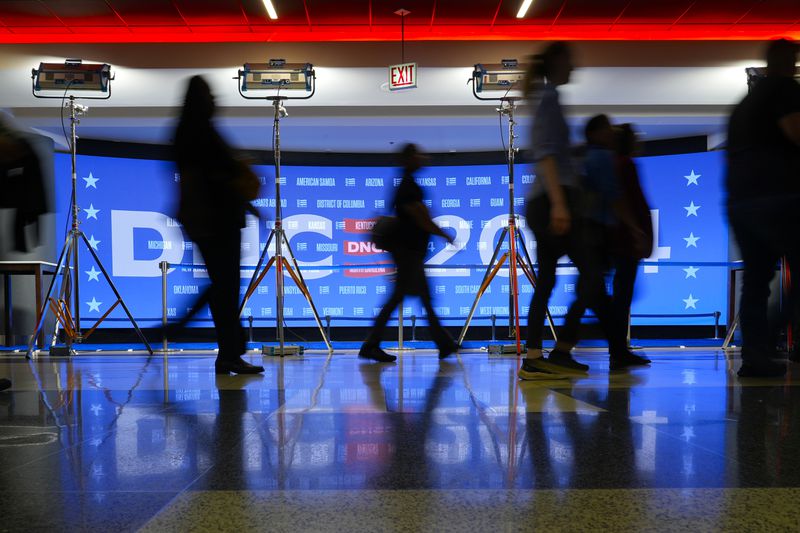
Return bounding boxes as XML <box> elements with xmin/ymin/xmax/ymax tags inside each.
<box><xmin>1</xmin><ymin>347</ymin><xmax>800</xmax><ymax>532</ymax></box>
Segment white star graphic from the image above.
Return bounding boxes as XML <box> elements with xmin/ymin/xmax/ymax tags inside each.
<box><xmin>684</xmin><ymin>233</ymin><xmax>700</xmax><ymax>248</ymax></box>
<box><xmin>683</xmin><ymin>294</ymin><xmax>699</xmax><ymax>309</ymax></box>
<box><xmin>86</xmin><ymin>297</ymin><xmax>102</xmax><ymax>313</ymax></box>
<box><xmin>87</xmin><ymin>235</ymin><xmax>101</xmax><ymax>250</ymax></box>
<box><xmin>83</xmin><ymin>172</ymin><xmax>99</xmax><ymax>189</ymax></box>
<box><xmin>684</xmin><ymin>170</ymin><xmax>701</xmax><ymax>186</ymax></box>
<box><xmin>84</xmin><ymin>204</ymin><xmax>100</xmax><ymax>220</ymax></box>
<box><xmin>86</xmin><ymin>266</ymin><xmax>101</xmax><ymax>282</ymax></box>
<box><xmin>90</xmin><ymin>403</ymin><xmax>103</xmax><ymax>415</ymax></box>
<box><xmin>684</xmin><ymin>201</ymin><xmax>701</xmax><ymax>217</ymax></box>
<box><xmin>683</xmin><ymin>266</ymin><xmax>699</xmax><ymax>279</ymax></box>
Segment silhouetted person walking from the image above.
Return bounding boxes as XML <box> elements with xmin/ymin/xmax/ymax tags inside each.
<box><xmin>727</xmin><ymin>39</ymin><xmax>800</xmax><ymax>378</ymax></box>
<box><xmin>360</xmin><ymin>144</ymin><xmax>457</xmax><ymax>362</ymax></box>
<box><xmin>174</xmin><ymin>76</ymin><xmax>263</xmax><ymax>375</ymax></box>
<box><xmin>557</xmin><ymin>120</ymin><xmax>654</xmax><ymax>360</ymax></box>
<box><xmin>519</xmin><ymin>42</ymin><xmax>648</xmax><ymax>381</ymax></box>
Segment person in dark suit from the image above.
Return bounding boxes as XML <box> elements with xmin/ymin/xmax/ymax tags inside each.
<box><xmin>173</xmin><ymin>76</ymin><xmax>263</xmax><ymax>375</ymax></box>
<box><xmin>359</xmin><ymin>143</ymin><xmax>457</xmax><ymax>362</ymax></box>
<box><xmin>726</xmin><ymin>39</ymin><xmax>800</xmax><ymax>378</ymax></box>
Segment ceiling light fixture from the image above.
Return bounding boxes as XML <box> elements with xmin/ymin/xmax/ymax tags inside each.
<box><xmin>516</xmin><ymin>0</ymin><xmax>534</xmax><ymax>19</ymax></box>
<box><xmin>262</xmin><ymin>0</ymin><xmax>278</xmax><ymax>20</ymax></box>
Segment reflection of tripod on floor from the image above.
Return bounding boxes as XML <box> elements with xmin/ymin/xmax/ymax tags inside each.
<box><xmin>457</xmin><ymin>97</ymin><xmax>557</xmax><ymax>354</ymax></box>
<box><xmin>26</xmin><ymin>97</ymin><xmax>152</xmax><ymax>357</ymax></box>
<box><xmin>238</xmin><ymin>97</ymin><xmax>332</xmax><ymax>355</ymax></box>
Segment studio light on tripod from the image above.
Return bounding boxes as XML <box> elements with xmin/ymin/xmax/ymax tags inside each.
<box><xmin>32</xmin><ymin>59</ymin><xmax>112</xmax><ymax>93</ymax></box>
<box><xmin>238</xmin><ymin>59</ymin><xmax>314</xmax><ymax>93</ymax></box>
<box><xmin>472</xmin><ymin>59</ymin><xmax>526</xmax><ymax>93</ymax></box>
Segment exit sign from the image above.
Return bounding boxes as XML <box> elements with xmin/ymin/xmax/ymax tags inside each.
<box><xmin>389</xmin><ymin>62</ymin><xmax>417</xmax><ymax>90</ymax></box>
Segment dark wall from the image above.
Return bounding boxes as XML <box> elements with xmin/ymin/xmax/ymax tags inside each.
<box><xmin>75</xmin><ymin>135</ymin><xmax>709</xmax><ymax>166</ymax></box>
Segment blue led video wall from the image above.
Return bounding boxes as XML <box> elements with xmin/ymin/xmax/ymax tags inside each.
<box><xmin>55</xmin><ymin>150</ymin><xmax>728</xmax><ymax>328</ymax></box>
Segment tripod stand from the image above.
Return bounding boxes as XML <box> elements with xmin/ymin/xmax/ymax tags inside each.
<box><xmin>239</xmin><ymin>97</ymin><xmax>332</xmax><ymax>355</ymax></box>
<box><xmin>26</xmin><ymin>96</ymin><xmax>152</xmax><ymax>357</ymax></box>
<box><xmin>457</xmin><ymin>96</ymin><xmax>557</xmax><ymax>354</ymax></box>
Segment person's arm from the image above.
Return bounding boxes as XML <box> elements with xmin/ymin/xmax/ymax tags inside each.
<box><xmin>401</xmin><ymin>201</ymin><xmax>454</xmax><ymax>243</ymax></box>
<box><xmin>779</xmin><ymin>112</ymin><xmax>800</xmax><ymax>146</ymax></box>
<box><xmin>538</xmin><ymin>156</ymin><xmax>570</xmax><ymax>235</ymax></box>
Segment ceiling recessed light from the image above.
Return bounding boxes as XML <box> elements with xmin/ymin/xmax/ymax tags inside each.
<box><xmin>262</xmin><ymin>0</ymin><xmax>278</xmax><ymax>20</ymax></box>
<box><xmin>516</xmin><ymin>0</ymin><xmax>534</xmax><ymax>19</ymax></box>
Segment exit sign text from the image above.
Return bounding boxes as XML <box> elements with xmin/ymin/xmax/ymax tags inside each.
<box><xmin>389</xmin><ymin>62</ymin><xmax>417</xmax><ymax>91</ymax></box>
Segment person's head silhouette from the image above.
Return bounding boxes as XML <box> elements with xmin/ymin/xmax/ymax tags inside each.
<box><xmin>766</xmin><ymin>38</ymin><xmax>798</xmax><ymax>78</ymax></box>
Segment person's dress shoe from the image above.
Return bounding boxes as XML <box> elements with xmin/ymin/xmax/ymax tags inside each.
<box><xmin>358</xmin><ymin>345</ymin><xmax>397</xmax><ymax>362</ymax></box>
<box><xmin>0</xmin><ymin>378</ymin><xmax>10</xmax><ymax>392</ymax></box>
<box><xmin>215</xmin><ymin>357</ymin><xmax>265</xmax><ymax>375</ymax></box>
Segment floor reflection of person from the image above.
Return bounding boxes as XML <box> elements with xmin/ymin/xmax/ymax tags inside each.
<box><xmin>359</xmin><ymin>144</ymin><xmax>457</xmax><ymax>362</ymax></box>
<box><xmin>521</xmin><ymin>375</ymin><xmax>635</xmax><ymax>491</ymax></box>
<box><xmin>370</xmin><ymin>360</ymin><xmax>456</xmax><ymax>489</ymax></box>
<box><xmin>726</xmin><ymin>39</ymin><xmax>800</xmax><ymax>378</ymax></box>
<box><xmin>173</xmin><ymin>76</ymin><xmax>263</xmax><ymax>375</ymax></box>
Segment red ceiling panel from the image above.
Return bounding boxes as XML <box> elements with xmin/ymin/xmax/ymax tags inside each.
<box><xmin>617</xmin><ymin>0</ymin><xmax>696</xmax><ymax>24</ymax></box>
<box><xmin>370</xmin><ymin>0</ymin><xmax>435</xmax><ymax>26</ymax></box>
<box><xmin>42</xmin><ymin>0</ymin><xmax>125</xmax><ymax>27</ymax></box>
<box><xmin>306</xmin><ymin>0</ymin><xmax>370</xmax><ymax>26</ymax></box>
<box><xmin>103</xmin><ymin>0</ymin><xmax>184</xmax><ymax>26</ymax></box>
<box><xmin>679</xmin><ymin>0</ymin><xmax>761</xmax><ymax>24</ymax></box>
<box><xmin>172</xmin><ymin>0</ymin><xmax>248</xmax><ymax>26</ymax></box>
<box><xmin>0</xmin><ymin>1</ymin><xmax>64</xmax><ymax>27</ymax></box>
<box><xmin>738</xmin><ymin>0</ymin><xmax>800</xmax><ymax>23</ymax></box>
<box><xmin>557</xmin><ymin>0</ymin><xmax>632</xmax><ymax>24</ymax></box>
<box><xmin>435</xmin><ymin>0</ymin><xmax>504</xmax><ymax>25</ymax></box>
<box><xmin>506</xmin><ymin>0</ymin><xmax>564</xmax><ymax>24</ymax></box>
<box><xmin>0</xmin><ymin>0</ymin><xmax>798</xmax><ymax>42</ymax></box>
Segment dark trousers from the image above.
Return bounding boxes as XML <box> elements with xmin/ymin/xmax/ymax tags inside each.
<box><xmin>525</xmin><ymin>193</ymin><xmax>626</xmax><ymax>355</ymax></box>
<box><xmin>729</xmin><ymin>197</ymin><xmax>800</xmax><ymax>364</ymax></box>
<box><xmin>364</xmin><ymin>250</ymin><xmax>451</xmax><ymax>348</ymax></box>
<box><xmin>192</xmin><ymin>228</ymin><xmax>245</xmax><ymax>361</ymax></box>
<box><xmin>561</xmin><ymin>230</ymin><xmax>639</xmax><ymax>348</ymax></box>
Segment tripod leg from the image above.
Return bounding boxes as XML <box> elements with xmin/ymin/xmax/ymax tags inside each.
<box><xmin>240</xmin><ymin>229</ymin><xmax>276</xmax><ymax>316</ymax></box>
<box><xmin>80</xmin><ymin>232</ymin><xmax>154</xmax><ymax>354</ymax></box>
<box><xmin>242</xmin><ymin>257</ymin><xmax>276</xmax><ymax>308</ymax></box>
<box><xmin>458</xmin><ymin>252</ymin><xmax>510</xmax><ymax>346</ymax></box>
<box><xmin>281</xmin><ymin>233</ymin><xmax>333</xmax><ymax>351</ymax></box>
<box><xmin>458</xmin><ymin>227</ymin><xmax>509</xmax><ymax>345</ymax></box>
<box><xmin>508</xmin><ymin>224</ymin><xmax>522</xmax><ymax>354</ymax></box>
<box><xmin>723</xmin><ymin>310</ymin><xmax>739</xmax><ymax>349</ymax></box>
<box><xmin>516</xmin><ymin>231</ymin><xmax>558</xmax><ymax>343</ymax></box>
<box><xmin>27</xmin><ymin>232</ymin><xmax>72</xmax><ymax>358</ymax></box>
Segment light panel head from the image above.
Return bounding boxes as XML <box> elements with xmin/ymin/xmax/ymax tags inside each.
<box><xmin>33</xmin><ymin>59</ymin><xmax>111</xmax><ymax>92</ymax></box>
<box><xmin>473</xmin><ymin>60</ymin><xmax>526</xmax><ymax>93</ymax></box>
<box><xmin>239</xmin><ymin>60</ymin><xmax>314</xmax><ymax>92</ymax></box>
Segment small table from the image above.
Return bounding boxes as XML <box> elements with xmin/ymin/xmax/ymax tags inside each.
<box><xmin>0</xmin><ymin>261</ymin><xmax>59</xmax><ymax>348</ymax></box>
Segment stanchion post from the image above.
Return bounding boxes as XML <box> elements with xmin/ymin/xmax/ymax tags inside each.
<box><xmin>411</xmin><ymin>315</ymin><xmax>417</xmax><ymax>341</ymax></box>
<box><xmin>714</xmin><ymin>311</ymin><xmax>720</xmax><ymax>339</ymax></box>
<box><xmin>248</xmin><ymin>315</ymin><xmax>254</xmax><ymax>343</ymax></box>
<box><xmin>160</xmin><ymin>261</ymin><xmax>168</xmax><ymax>353</ymax></box>
<box><xmin>398</xmin><ymin>300</ymin><xmax>404</xmax><ymax>350</ymax></box>
<box><xmin>325</xmin><ymin>315</ymin><xmax>331</xmax><ymax>341</ymax></box>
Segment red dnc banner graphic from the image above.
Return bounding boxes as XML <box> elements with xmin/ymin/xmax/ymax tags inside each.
<box><xmin>344</xmin><ymin>218</ymin><xmax>377</xmax><ymax>234</ymax></box>
<box><xmin>344</xmin><ymin>241</ymin><xmax>384</xmax><ymax>256</ymax></box>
